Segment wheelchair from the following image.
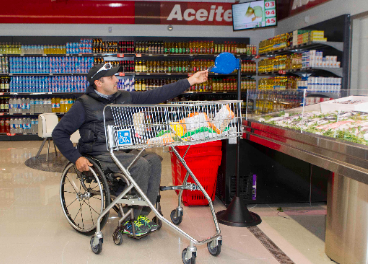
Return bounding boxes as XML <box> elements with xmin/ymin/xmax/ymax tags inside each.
<box><xmin>59</xmin><ymin>101</ymin><xmax>243</xmax><ymax>263</ymax></box>
<box><xmin>59</xmin><ymin>155</ymin><xmax>163</xmax><ymax>239</ymax></box>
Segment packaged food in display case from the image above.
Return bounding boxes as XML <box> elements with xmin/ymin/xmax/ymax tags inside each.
<box><xmin>320</xmin><ymin>96</ymin><xmax>368</xmax><ymax>113</ymax></box>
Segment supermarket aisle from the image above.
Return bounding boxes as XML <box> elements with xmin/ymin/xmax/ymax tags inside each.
<box><xmin>0</xmin><ymin>141</ymin><xmax>334</xmax><ymax>264</ymax></box>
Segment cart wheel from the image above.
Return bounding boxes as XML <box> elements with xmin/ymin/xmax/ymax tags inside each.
<box><xmin>90</xmin><ymin>236</ymin><xmax>103</xmax><ymax>254</ymax></box>
<box><xmin>207</xmin><ymin>241</ymin><xmax>221</xmax><ymax>256</ymax></box>
<box><xmin>152</xmin><ymin>216</ymin><xmax>162</xmax><ymax>230</ymax></box>
<box><xmin>170</xmin><ymin>210</ymin><xmax>183</xmax><ymax>225</ymax></box>
<box><xmin>182</xmin><ymin>248</ymin><xmax>196</xmax><ymax>264</ymax></box>
<box><xmin>113</xmin><ymin>231</ymin><xmax>123</xmax><ymax>245</ymax></box>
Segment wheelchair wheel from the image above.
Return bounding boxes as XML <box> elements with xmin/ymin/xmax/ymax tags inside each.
<box><xmin>60</xmin><ymin>158</ymin><xmax>110</xmax><ymax>236</ymax></box>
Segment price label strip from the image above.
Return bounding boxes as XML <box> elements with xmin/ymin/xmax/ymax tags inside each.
<box><xmin>264</xmin><ymin>0</ymin><xmax>276</xmax><ymax>26</ymax></box>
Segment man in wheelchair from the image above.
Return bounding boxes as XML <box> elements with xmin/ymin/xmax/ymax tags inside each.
<box><xmin>52</xmin><ymin>63</ymin><xmax>208</xmax><ymax>237</ymax></box>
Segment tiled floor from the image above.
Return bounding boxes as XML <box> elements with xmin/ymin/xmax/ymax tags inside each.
<box><xmin>0</xmin><ymin>141</ymin><xmax>335</xmax><ymax>264</ymax></box>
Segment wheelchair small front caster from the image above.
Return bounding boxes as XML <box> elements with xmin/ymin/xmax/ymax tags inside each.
<box><xmin>112</xmin><ymin>229</ymin><xmax>123</xmax><ymax>245</ymax></box>
<box><xmin>90</xmin><ymin>236</ymin><xmax>103</xmax><ymax>254</ymax></box>
<box><xmin>182</xmin><ymin>248</ymin><xmax>196</xmax><ymax>264</ymax></box>
<box><xmin>170</xmin><ymin>209</ymin><xmax>183</xmax><ymax>225</ymax></box>
<box><xmin>207</xmin><ymin>240</ymin><xmax>222</xmax><ymax>256</ymax></box>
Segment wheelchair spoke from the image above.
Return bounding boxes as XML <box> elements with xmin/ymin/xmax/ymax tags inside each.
<box><xmin>66</xmin><ymin>197</ymin><xmax>78</xmax><ymax>209</ymax></box>
<box><xmin>85</xmin><ymin>200</ymin><xmax>95</xmax><ymax>226</ymax></box>
<box><xmin>65</xmin><ymin>175</ymin><xmax>79</xmax><ymax>194</ymax></box>
<box><xmin>90</xmin><ymin>196</ymin><xmax>102</xmax><ymax>201</ymax></box>
<box><xmin>79</xmin><ymin>200</ymin><xmax>84</xmax><ymax>230</ymax></box>
<box><xmin>73</xmin><ymin>207</ymin><xmax>82</xmax><ymax>222</ymax></box>
<box><xmin>83</xmin><ymin>200</ymin><xmax>100</xmax><ymax>216</ymax></box>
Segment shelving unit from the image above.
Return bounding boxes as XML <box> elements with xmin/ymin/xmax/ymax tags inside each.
<box><xmin>0</xmin><ymin>36</ymin><xmax>257</xmax><ymax>140</ymax></box>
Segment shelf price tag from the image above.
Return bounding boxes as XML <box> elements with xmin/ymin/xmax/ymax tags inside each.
<box><xmin>278</xmin><ymin>70</ymin><xmax>286</xmax><ymax>75</ymax></box>
<box><xmin>136</xmin><ymin>54</ymin><xmax>142</xmax><ymax>58</ymax></box>
<box><xmin>119</xmin><ymin>72</ymin><xmax>125</xmax><ymax>77</ymax></box>
<box><xmin>0</xmin><ymin>93</ymin><xmax>3</xmax><ymax>96</ymax></box>
<box><xmin>117</xmin><ymin>53</ymin><xmax>124</xmax><ymax>58</ymax></box>
<box><xmin>0</xmin><ymin>113</ymin><xmax>3</xmax><ymax>116</ymax></box>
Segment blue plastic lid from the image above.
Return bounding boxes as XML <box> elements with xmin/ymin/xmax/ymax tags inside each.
<box><xmin>209</xmin><ymin>52</ymin><xmax>240</xmax><ymax>74</ymax></box>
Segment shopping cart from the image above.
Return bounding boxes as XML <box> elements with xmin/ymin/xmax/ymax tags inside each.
<box><xmin>61</xmin><ymin>100</ymin><xmax>242</xmax><ymax>263</ymax></box>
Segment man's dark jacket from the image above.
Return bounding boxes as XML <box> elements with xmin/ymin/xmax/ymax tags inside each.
<box><xmin>52</xmin><ymin>79</ymin><xmax>190</xmax><ymax>163</ymax></box>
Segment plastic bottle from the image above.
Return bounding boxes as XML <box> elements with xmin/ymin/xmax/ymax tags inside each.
<box><xmin>55</xmin><ymin>97</ymin><xmax>60</xmax><ymax>113</ymax></box>
<box><xmin>30</xmin><ymin>98</ymin><xmax>34</xmax><ymax>113</ymax></box>
<box><xmin>26</xmin><ymin>118</ymin><xmax>31</xmax><ymax>134</ymax></box>
<box><xmin>20</xmin><ymin>97</ymin><xmax>25</xmax><ymax>114</ymax></box>
<box><xmin>8</xmin><ymin>98</ymin><xmax>13</xmax><ymax>114</ymax></box>
<box><xmin>25</xmin><ymin>97</ymin><xmax>30</xmax><ymax>114</ymax></box>
<box><xmin>15</xmin><ymin>118</ymin><xmax>20</xmax><ymax>134</ymax></box>
<box><xmin>9</xmin><ymin>118</ymin><xmax>14</xmax><ymax>134</ymax></box>
<box><xmin>22</xmin><ymin>118</ymin><xmax>27</xmax><ymax>135</ymax></box>
<box><xmin>16</xmin><ymin>98</ymin><xmax>21</xmax><ymax>113</ymax></box>
<box><xmin>48</xmin><ymin>98</ymin><xmax>52</xmax><ymax>113</ymax></box>
<box><xmin>51</xmin><ymin>97</ymin><xmax>55</xmax><ymax>113</ymax></box>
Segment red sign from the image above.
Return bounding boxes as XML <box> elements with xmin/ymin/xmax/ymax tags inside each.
<box><xmin>0</xmin><ymin>1</ymin><xmax>232</xmax><ymax>25</ymax></box>
<box><xmin>289</xmin><ymin>0</ymin><xmax>331</xmax><ymax>16</ymax></box>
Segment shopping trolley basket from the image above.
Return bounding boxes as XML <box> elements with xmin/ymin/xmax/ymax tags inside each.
<box><xmin>89</xmin><ymin>100</ymin><xmax>242</xmax><ymax>263</ymax></box>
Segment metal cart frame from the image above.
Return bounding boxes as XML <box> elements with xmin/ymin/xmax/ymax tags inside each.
<box><xmin>89</xmin><ymin>100</ymin><xmax>242</xmax><ymax>263</ymax></box>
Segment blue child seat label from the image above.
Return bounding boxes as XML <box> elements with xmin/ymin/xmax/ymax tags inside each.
<box><xmin>117</xmin><ymin>129</ymin><xmax>133</xmax><ymax>146</ymax></box>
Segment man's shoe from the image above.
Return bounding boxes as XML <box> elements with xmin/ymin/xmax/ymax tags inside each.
<box><xmin>122</xmin><ymin>220</ymin><xmax>151</xmax><ymax>237</ymax></box>
<box><xmin>137</xmin><ymin>215</ymin><xmax>159</xmax><ymax>232</ymax></box>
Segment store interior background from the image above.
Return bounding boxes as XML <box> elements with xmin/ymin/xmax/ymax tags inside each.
<box><xmin>1</xmin><ymin>0</ymin><xmax>368</xmax><ymax>263</ymax></box>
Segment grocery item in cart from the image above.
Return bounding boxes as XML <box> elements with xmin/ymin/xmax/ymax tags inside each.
<box><xmin>133</xmin><ymin>112</ymin><xmax>145</xmax><ymax>136</ymax></box>
<box><xmin>211</xmin><ymin>105</ymin><xmax>235</xmax><ymax>134</ymax></box>
<box><xmin>180</xmin><ymin>112</ymin><xmax>210</xmax><ymax>132</ymax></box>
<box><xmin>169</xmin><ymin>122</ymin><xmax>185</xmax><ymax>137</ymax></box>
<box><xmin>147</xmin><ymin>132</ymin><xmax>175</xmax><ymax>145</ymax></box>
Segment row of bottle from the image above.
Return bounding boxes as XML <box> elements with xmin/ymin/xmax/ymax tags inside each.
<box><xmin>189</xmin><ymin>78</ymin><xmax>256</xmax><ymax>92</ymax></box>
<box><xmin>92</xmin><ymin>39</ymin><xmax>257</xmax><ymax>55</ymax></box>
<box><xmin>10</xmin><ymin>76</ymin><xmax>87</xmax><ymax>93</ymax></box>
<box><xmin>0</xmin><ymin>39</ymin><xmax>93</xmax><ymax>55</ymax></box>
<box><xmin>0</xmin><ymin>56</ymin><xmax>9</xmax><ymax>74</ymax></box>
<box><xmin>10</xmin><ymin>118</ymin><xmax>38</xmax><ymax>134</ymax></box>
<box><xmin>241</xmin><ymin>61</ymin><xmax>256</xmax><ymax>74</ymax></box>
<box><xmin>3</xmin><ymin>97</ymin><xmax>75</xmax><ymax>114</ymax></box>
<box><xmin>258</xmin><ymin>54</ymin><xmax>303</xmax><ymax>73</ymax></box>
<box><xmin>94</xmin><ymin>58</ymin><xmax>135</xmax><ymax>72</ymax></box>
<box><xmin>258</xmin><ymin>77</ymin><xmax>300</xmax><ymax>90</ymax></box>
<box><xmin>0</xmin><ymin>77</ymin><xmax>10</xmax><ymax>92</ymax></box>
<box><xmin>0</xmin><ymin>117</ymin><xmax>38</xmax><ymax>134</ymax></box>
<box><xmin>66</xmin><ymin>39</ymin><xmax>93</xmax><ymax>54</ymax></box>
<box><xmin>134</xmin><ymin>59</ymin><xmax>215</xmax><ymax>73</ymax></box>
<box><xmin>9</xmin><ymin>56</ymin><xmax>94</xmax><ymax>74</ymax></box>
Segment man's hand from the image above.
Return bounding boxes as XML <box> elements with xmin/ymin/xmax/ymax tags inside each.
<box><xmin>75</xmin><ymin>157</ymin><xmax>93</xmax><ymax>172</ymax></box>
<box><xmin>187</xmin><ymin>70</ymin><xmax>209</xmax><ymax>86</ymax></box>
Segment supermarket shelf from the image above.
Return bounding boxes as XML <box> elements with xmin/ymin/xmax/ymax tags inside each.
<box><xmin>9</xmin><ymin>73</ymin><xmax>88</xmax><ymax>76</ymax></box>
<box><xmin>259</xmin><ymin>41</ymin><xmax>344</xmax><ymax>57</ymax></box>
<box><xmin>0</xmin><ymin>112</ymin><xmax>67</xmax><ymax>116</ymax></box>
<box><xmin>0</xmin><ymin>92</ymin><xmax>84</xmax><ymax>96</ymax></box>
<box><xmin>0</xmin><ymin>53</ymin><xmax>256</xmax><ymax>59</ymax></box>
<box><xmin>258</xmin><ymin>67</ymin><xmax>343</xmax><ymax>77</ymax></box>
<box><xmin>0</xmin><ymin>134</ymin><xmax>41</xmax><ymax>141</ymax></box>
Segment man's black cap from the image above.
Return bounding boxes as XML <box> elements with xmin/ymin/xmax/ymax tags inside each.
<box><xmin>87</xmin><ymin>64</ymin><xmax>119</xmax><ymax>84</ymax></box>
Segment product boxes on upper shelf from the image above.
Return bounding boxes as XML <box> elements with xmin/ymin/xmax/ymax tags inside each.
<box><xmin>302</xmin><ymin>50</ymin><xmax>340</xmax><ymax>68</ymax></box>
<box><xmin>320</xmin><ymin>96</ymin><xmax>368</xmax><ymax>113</ymax></box>
<box><xmin>292</xmin><ymin>30</ymin><xmax>327</xmax><ymax>46</ymax></box>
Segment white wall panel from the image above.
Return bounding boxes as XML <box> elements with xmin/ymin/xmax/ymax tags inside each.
<box><xmin>275</xmin><ymin>0</ymin><xmax>368</xmax><ymax>34</ymax></box>
<box><xmin>0</xmin><ymin>24</ymin><xmax>274</xmax><ymax>45</ymax></box>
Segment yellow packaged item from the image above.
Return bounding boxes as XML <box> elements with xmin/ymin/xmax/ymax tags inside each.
<box><xmin>169</xmin><ymin>122</ymin><xmax>184</xmax><ymax>137</ymax></box>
